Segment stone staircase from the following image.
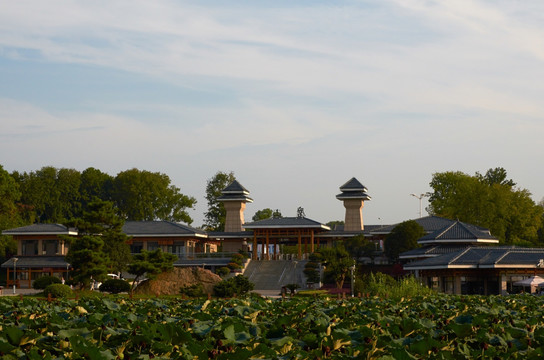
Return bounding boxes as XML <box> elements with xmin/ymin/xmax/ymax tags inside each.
<box><xmin>244</xmin><ymin>260</ymin><xmax>307</xmax><ymax>291</ymax></box>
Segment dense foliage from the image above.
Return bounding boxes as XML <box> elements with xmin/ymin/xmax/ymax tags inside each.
<box><xmin>384</xmin><ymin>220</ymin><xmax>426</xmax><ymax>261</ymax></box>
<box><xmin>203</xmin><ymin>171</ymin><xmax>236</xmax><ymax>231</ymax></box>
<box><xmin>428</xmin><ymin>167</ymin><xmax>544</xmax><ymax>245</ymax></box>
<box><xmin>3</xmin><ymin>294</ymin><xmax>544</xmax><ymax>358</ymax></box>
<box><xmin>32</xmin><ymin>276</ymin><xmax>61</xmax><ymax>290</ymax></box>
<box><xmin>127</xmin><ymin>249</ymin><xmax>177</xmax><ymax>293</ymax></box>
<box><xmin>42</xmin><ymin>284</ymin><xmax>73</xmax><ymax>298</ymax></box>
<box><xmin>99</xmin><ymin>279</ymin><xmax>131</xmax><ymax>294</ymax></box>
<box><xmin>213</xmin><ymin>276</ymin><xmax>254</xmax><ymax>297</ymax></box>
<box><xmin>4</xmin><ymin>165</ymin><xmax>196</xmax><ymax>225</ymax></box>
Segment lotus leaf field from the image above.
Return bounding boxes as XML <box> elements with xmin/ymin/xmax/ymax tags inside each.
<box><xmin>1</xmin><ymin>294</ymin><xmax>544</xmax><ymax>359</ymax></box>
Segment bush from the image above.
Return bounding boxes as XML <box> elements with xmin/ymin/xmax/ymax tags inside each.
<box><xmin>216</xmin><ymin>267</ymin><xmax>230</xmax><ymax>277</ymax></box>
<box><xmin>33</xmin><ymin>276</ymin><xmax>62</xmax><ymax>290</ymax></box>
<box><xmin>230</xmin><ymin>253</ymin><xmax>245</xmax><ymax>265</ymax></box>
<box><xmin>99</xmin><ymin>279</ymin><xmax>131</xmax><ymax>294</ymax></box>
<box><xmin>43</xmin><ymin>284</ymin><xmax>73</xmax><ymax>298</ymax></box>
<box><xmin>213</xmin><ymin>276</ymin><xmax>254</xmax><ymax>297</ymax></box>
<box><xmin>354</xmin><ymin>273</ymin><xmax>435</xmax><ymax>299</ymax></box>
<box><xmin>180</xmin><ymin>283</ymin><xmax>206</xmax><ymax>297</ymax></box>
<box><xmin>227</xmin><ymin>262</ymin><xmax>242</xmax><ymax>270</ymax></box>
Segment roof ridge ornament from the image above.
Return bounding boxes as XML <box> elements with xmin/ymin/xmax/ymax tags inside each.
<box><xmin>297</xmin><ymin>207</ymin><xmax>305</xmax><ymax>219</ymax></box>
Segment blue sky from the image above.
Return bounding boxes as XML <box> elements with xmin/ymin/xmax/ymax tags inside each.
<box><xmin>1</xmin><ymin>0</ymin><xmax>543</xmax><ymax>227</ymax></box>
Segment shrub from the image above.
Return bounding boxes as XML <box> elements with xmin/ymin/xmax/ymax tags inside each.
<box><xmin>33</xmin><ymin>276</ymin><xmax>61</xmax><ymax>290</ymax></box>
<box><xmin>284</xmin><ymin>283</ymin><xmax>300</xmax><ymax>295</ymax></box>
<box><xmin>99</xmin><ymin>279</ymin><xmax>131</xmax><ymax>294</ymax></box>
<box><xmin>43</xmin><ymin>284</ymin><xmax>73</xmax><ymax>298</ymax></box>
<box><xmin>354</xmin><ymin>273</ymin><xmax>435</xmax><ymax>299</ymax></box>
<box><xmin>230</xmin><ymin>253</ymin><xmax>245</xmax><ymax>265</ymax></box>
<box><xmin>213</xmin><ymin>276</ymin><xmax>254</xmax><ymax>297</ymax></box>
<box><xmin>180</xmin><ymin>283</ymin><xmax>206</xmax><ymax>297</ymax></box>
<box><xmin>227</xmin><ymin>262</ymin><xmax>242</xmax><ymax>270</ymax></box>
<box><xmin>216</xmin><ymin>267</ymin><xmax>230</xmax><ymax>277</ymax></box>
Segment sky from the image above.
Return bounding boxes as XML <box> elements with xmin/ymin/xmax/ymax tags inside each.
<box><xmin>1</xmin><ymin>0</ymin><xmax>544</xmax><ymax>228</ymax></box>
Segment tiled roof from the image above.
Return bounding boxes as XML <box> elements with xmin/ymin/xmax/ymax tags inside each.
<box><xmin>404</xmin><ymin>246</ymin><xmax>544</xmax><ymax>270</ymax></box>
<box><xmin>339</xmin><ymin>177</ymin><xmax>368</xmax><ymax>192</ymax></box>
<box><xmin>122</xmin><ymin>221</ymin><xmax>207</xmax><ymax>237</ymax></box>
<box><xmin>222</xmin><ymin>180</ymin><xmax>249</xmax><ymax>194</ymax></box>
<box><xmin>2</xmin><ymin>223</ymin><xmax>77</xmax><ymax>236</ymax></box>
<box><xmin>372</xmin><ymin>216</ymin><xmax>456</xmax><ymax>234</ymax></box>
<box><xmin>208</xmin><ymin>231</ymin><xmax>254</xmax><ymax>239</ymax></box>
<box><xmin>336</xmin><ymin>177</ymin><xmax>371</xmax><ymax>201</ymax></box>
<box><xmin>218</xmin><ymin>180</ymin><xmax>253</xmax><ymax>203</ymax></box>
<box><xmin>399</xmin><ymin>245</ymin><xmax>471</xmax><ymax>259</ymax></box>
<box><xmin>243</xmin><ymin>217</ymin><xmax>330</xmax><ymax>230</ymax></box>
<box><xmin>418</xmin><ymin>220</ymin><xmax>498</xmax><ymax>244</ymax></box>
<box><xmin>1</xmin><ymin>256</ymin><xmax>69</xmax><ymax>268</ymax></box>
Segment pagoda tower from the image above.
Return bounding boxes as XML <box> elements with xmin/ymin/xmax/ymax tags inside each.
<box><xmin>336</xmin><ymin>177</ymin><xmax>371</xmax><ymax>231</ymax></box>
<box><xmin>218</xmin><ymin>180</ymin><xmax>253</xmax><ymax>232</ymax></box>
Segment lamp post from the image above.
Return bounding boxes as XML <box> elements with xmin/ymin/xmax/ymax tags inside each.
<box><xmin>12</xmin><ymin>257</ymin><xmax>18</xmax><ymax>294</ymax></box>
<box><xmin>410</xmin><ymin>193</ymin><xmax>428</xmax><ymax>218</ymax></box>
<box><xmin>350</xmin><ymin>262</ymin><xmax>356</xmax><ymax>297</ymax></box>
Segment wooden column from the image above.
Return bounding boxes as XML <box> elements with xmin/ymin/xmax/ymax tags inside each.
<box><xmin>274</xmin><ymin>238</ymin><xmax>277</xmax><ymax>260</ymax></box>
<box><xmin>304</xmin><ymin>236</ymin><xmax>308</xmax><ymax>258</ymax></box>
<box><xmin>298</xmin><ymin>231</ymin><xmax>302</xmax><ymax>259</ymax></box>
<box><xmin>266</xmin><ymin>231</ymin><xmax>270</xmax><ymax>260</ymax></box>
<box><xmin>310</xmin><ymin>231</ymin><xmax>315</xmax><ymax>253</ymax></box>
<box><xmin>252</xmin><ymin>232</ymin><xmax>257</xmax><ymax>260</ymax></box>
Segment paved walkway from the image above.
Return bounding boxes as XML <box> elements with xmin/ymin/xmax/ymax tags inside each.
<box><xmin>0</xmin><ymin>288</ymin><xmax>40</xmax><ymax>296</ymax></box>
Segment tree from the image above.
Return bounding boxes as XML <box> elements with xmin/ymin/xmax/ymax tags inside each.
<box><xmin>344</xmin><ymin>234</ymin><xmax>377</xmax><ymax>263</ymax></box>
<box><xmin>326</xmin><ymin>220</ymin><xmax>344</xmax><ymax>230</ymax></box>
<box><xmin>319</xmin><ymin>243</ymin><xmax>355</xmax><ymax>289</ymax></box>
<box><xmin>79</xmin><ymin>167</ymin><xmax>114</xmax><ymax>212</ymax></box>
<box><xmin>70</xmin><ymin>199</ymin><xmax>132</xmax><ymax>274</ymax></box>
<box><xmin>203</xmin><ymin>171</ymin><xmax>236</xmax><ymax>231</ymax></box>
<box><xmin>15</xmin><ymin>166</ymin><xmax>82</xmax><ymax>223</ymax></box>
<box><xmin>428</xmin><ymin>167</ymin><xmax>543</xmax><ymax>245</ymax></box>
<box><xmin>384</xmin><ymin>220</ymin><xmax>425</xmax><ymax>262</ymax></box>
<box><xmin>252</xmin><ymin>208</ymin><xmax>282</xmax><ymax>221</ymax></box>
<box><xmin>0</xmin><ymin>165</ymin><xmax>22</xmax><ymax>257</ymax></box>
<box><xmin>65</xmin><ymin>235</ymin><xmax>109</xmax><ymax>289</ymax></box>
<box><xmin>112</xmin><ymin>168</ymin><xmax>196</xmax><ymax>224</ymax></box>
<box><xmin>127</xmin><ymin>249</ymin><xmax>177</xmax><ymax>293</ymax></box>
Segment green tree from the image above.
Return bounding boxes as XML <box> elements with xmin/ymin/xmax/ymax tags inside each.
<box><xmin>428</xmin><ymin>168</ymin><xmax>543</xmax><ymax>245</ymax></box>
<box><xmin>14</xmin><ymin>166</ymin><xmax>81</xmax><ymax>223</ymax></box>
<box><xmin>252</xmin><ymin>208</ymin><xmax>282</xmax><ymax>221</ymax></box>
<box><xmin>344</xmin><ymin>234</ymin><xmax>377</xmax><ymax>263</ymax></box>
<box><xmin>79</xmin><ymin>167</ymin><xmax>114</xmax><ymax>212</ymax></box>
<box><xmin>326</xmin><ymin>220</ymin><xmax>344</xmax><ymax>230</ymax></box>
<box><xmin>0</xmin><ymin>165</ymin><xmax>22</xmax><ymax>257</ymax></box>
<box><xmin>203</xmin><ymin>171</ymin><xmax>236</xmax><ymax>231</ymax></box>
<box><xmin>113</xmin><ymin>168</ymin><xmax>196</xmax><ymax>224</ymax></box>
<box><xmin>384</xmin><ymin>220</ymin><xmax>425</xmax><ymax>262</ymax></box>
<box><xmin>70</xmin><ymin>199</ymin><xmax>132</xmax><ymax>274</ymax></box>
<box><xmin>319</xmin><ymin>243</ymin><xmax>355</xmax><ymax>289</ymax></box>
<box><xmin>127</xmin><ymin>249</ymin><xmax>177</xmax><ymax>293</ymax></box>
<box><xmin>65</xmin><ymin>235</ymin><xmax>108</xmax><ymax>289</ymax></box>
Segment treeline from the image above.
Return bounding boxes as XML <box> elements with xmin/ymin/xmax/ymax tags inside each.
<box><xmin>0</xmin><ymin>165</ymin><xmax>197</xmax><ymax>256</ymax></box>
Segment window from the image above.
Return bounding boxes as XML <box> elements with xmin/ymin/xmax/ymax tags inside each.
<box><xmin>147</xmin><ymin>242</ymin><xmax>159</xmax><ymax>251</ymax></box>
<box><xmin>22</xmin><ymin>240</ymin><xmax>38</xmax><ymax>255</ymax></box>
<box><xmin>130</xmin><ymin>242</ymin><xmax>143</xmax><ymax>254</ymax></box>
<box><xmin>43</xmin><ymin>240</ymin><xmax>58</xmax><ymax>255</ymax></box>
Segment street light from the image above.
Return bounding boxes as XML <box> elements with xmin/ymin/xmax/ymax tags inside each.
<box><xmin>12</xmin><ymin>257</ymin><xmax>18</xmax><ymax>294</ymax></box>
<box><xmin>410</xmin><ymin>193</ymin><xmax>429</xmax><ymax>218</ymax></box>
<box><xmin>350</xmin><ymin>263</ymin><xmax>356</xmax><ymax>297</ymax></box>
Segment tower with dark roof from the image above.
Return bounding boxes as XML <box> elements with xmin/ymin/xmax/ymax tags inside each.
<box><xmin>336</xmin><ymin>177</ymin><xmax>371</xmax><ymax>231</ymax></box>
<box><xmin>217</xmin><ymin>180</ymin><xmax>253</xmax><ymax>232</ymax></box>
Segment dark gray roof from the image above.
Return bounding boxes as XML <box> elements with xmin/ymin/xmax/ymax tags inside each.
<box><xmin>222</xmin><ymin>180</ymin><xmax>249</xmax><ymax>193</ymax></box>
<box><xmin>208</xmin><ymin>231</ymin><xmax>254</xmax><ymax>239</ymax></box>
<box><xmin>243</xmin><ymin>217</ymin><xmax>330</xmax><ymax>230</ymax></box>
<box><xmin>418</xmin><ymin>220</ymin><xmax>498</xmax><ymax>244</ymax></box>
<box><xmin>217</xmin><ymin>180</ymin><xmax>253</xmax><ymax>203</ymax></box>
<box><xmin>399</xmin><ymin>245</ymin><xmax>472</xmax><ymax>259</ymax></box>
<box><xmin>336</xmin><ymin>177</ymin><xmax>371</xmax><ymax>201</ymax></box>
<box><xmin>372</xmin><ymin>216</ymin><xmax>467</xmax><ymax>235</ymax></box>
<box><xmin>404</xmin><ymin>246</ymin><xmax>544</xmax><ymax>270</ymax></box>
<box><xmin>122</xmin><ymin>221</ymin><xmax>207</xmax><ymax>238</ymax></box>
<box><xmin>2</xmin><ymin>223</ymin><xmax>77</xmax><ymax>236</ymax></box>
<box><xmin>1</xmin><ymin>256</ymin><xmax>69</xmax><ymax>269</ymax></box>
<box><xmin>339</xmin><ymin>177</ymin><xmax>368</xmax><ymax>192</ymax></box>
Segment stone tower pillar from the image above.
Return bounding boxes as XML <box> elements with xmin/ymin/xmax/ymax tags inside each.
<box><xmin>336</xmin><ymin>177</ymin><xmax>371</xmax><ymax>231</ymax></box>
<box><xmin>218</xmin><ymin>180</ymin><xmax>253</xmax><ymax>232</ymax></box>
